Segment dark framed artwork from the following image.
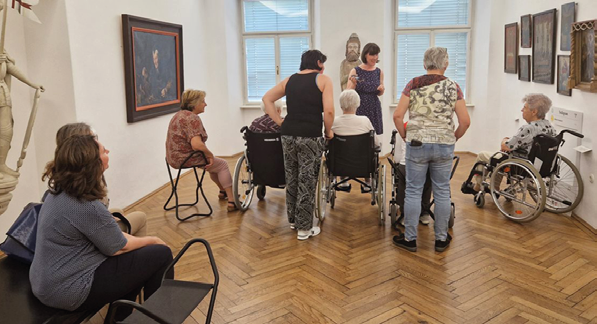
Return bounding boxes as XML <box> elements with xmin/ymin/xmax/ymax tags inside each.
<box><xmin>532</xmin><ymin>9</ymin><xmax>557</xmax><ymax>84</ymax></box>
<box><xmin>518</xmin><ymin>55</ymin><xmax>531</xmax><ymax>81</ymax></box>
<box><xmin>557</xmin><ymin>55</ymin><xmax>571</xmax><ymax>96</ymax></box>
<box><xmin>122</xmin><ymin>14</ymin><xmax>184</xmax><ymax>123</ymax></box>
<box><xmin>521</xmin><ymin>15</ymin><xmax>532</xmax><ymax>48</ymax></box>
<box><xmin>560</xmin><ymin>2</ymin><xmax>576</xmax><ymax>51</ymax></box>
<box><xmin>569</xmin><ymin>19</ymin><xmax>597</xmax><ymax>92</ymax></box>
<box><xmin>505</xmin><ymin>23</ymin><xmax>518</xmax><ymax>73</ymax></box>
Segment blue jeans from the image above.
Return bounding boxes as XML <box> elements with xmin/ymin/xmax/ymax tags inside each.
<box><xmin>404</xmin><ymin>143</ymin><xmax>454</xmax><ymax>241</ymax></box>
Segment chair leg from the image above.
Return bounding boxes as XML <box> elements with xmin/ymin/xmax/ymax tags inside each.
<box><xmin>164</xmin><ymin>162</ymin><xmax>213</xmax><ymax>221</ymax></box>
<box><xmin>176</xmin><ymin>168</ymin><xmax>213</xmax><ymax>221</ymax></box>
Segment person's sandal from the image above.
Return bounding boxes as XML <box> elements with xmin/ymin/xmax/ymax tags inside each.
<box><xmin>227</xmin><ymin>201</ymin><xmax>238</xmax><ymax>212</ymax></box>
<box><xmin>218</xmin><ymin>190</ymin><xmax>228</xmax><ymax>200</ymax></box>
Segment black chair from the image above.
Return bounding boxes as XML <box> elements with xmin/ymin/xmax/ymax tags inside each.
<box><xmin>106</xmin><ymin>238</ymin><xmax>219</xmax><ymax>324</ymax></box>
<box><xmin>164</xmin><ymin>151</ymin><xmax>213</xmax><ymax>221</ymax></box>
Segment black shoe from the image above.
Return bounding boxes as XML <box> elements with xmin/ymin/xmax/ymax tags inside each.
<box><xmin>361</xmin><ymin>184</ymin><xmax>372</xmax><ymax>193</ymax></box>
<box><xmin>393</xmin><ymin>233</ymin><xmax>417</xmax><ymax>252</ymax></box>
<box><xmin>336</xmin><ymin>184</ymin><xmax>352</xmax><ymax>192</ymax></box>
<box><xmin>435</xmin><ymin>233</ymin><xmax>452</xmax><ymax>252</ymax></box>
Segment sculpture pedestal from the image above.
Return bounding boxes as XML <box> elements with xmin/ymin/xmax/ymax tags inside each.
<box><xmin>0</xmin><ymin>177</ymin><xmax>18</xmax><ymax>215</ymax></box>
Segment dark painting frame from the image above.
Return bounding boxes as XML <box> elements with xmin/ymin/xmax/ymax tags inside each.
<box><xmin>122</xmin><ymin>14</ymin><xmax>184</xmax><ymax>123</ymax></box>
<box><xmin>560</xmin><ymin>2</ymin><xmax>576</xmax><ymax>51</ymax></box>
<box><xmin>557</xmin><ymin>55</ymin><xmax>571</xmax><ymax>96</ymax></box>
<box><xmin>505</xmin><ymin>23</ymin><xmax>518</xmax><ymax>74</ymax></box>
<box><xmin>532</xmin><ymin>9</ymin><xmax>557</xmax><ymax>84</ymax></box>
<box><xmin>521</xmin><ymin>15</ymin><xmax>532</xmax><ymax>48</ymax></box>
<box><xmin>518</xmin><ymin>55</ymin><xmax>531</xmax><ymax>81</ymax></box>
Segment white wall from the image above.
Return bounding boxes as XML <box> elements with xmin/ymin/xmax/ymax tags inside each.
<box><xmin>475</xmin><ymin>0</ymin><xmax>597</xmax><ymax>228</ymax></box>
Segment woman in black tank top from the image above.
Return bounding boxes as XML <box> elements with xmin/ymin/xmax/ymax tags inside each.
<box><xmin>262</xmin><ymin>50</ymin><xmax>335</xmax><ymax>241</ymax></box>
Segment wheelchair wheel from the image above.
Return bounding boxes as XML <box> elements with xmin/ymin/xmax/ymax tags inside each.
<box><xmin>256</xmin><ymin>185</ymin><xmax>266</xmax><ymax>200</ymax></box>
<box><xmin>233</xmin><ymin>155</ymin><xmax>255</xmax><ymax>211</ymax></box>
<box><xmin>490</xmin><ymin>159</ymin><xmax>546</xmax><ymax>222</ymax></box>
<box><xmin>376</xmin><ymin>165</ymin><xmax>386</xmax><ymax>226</ymax></box>
<box><xmin>315</xmin><ymin>157</ymin><xmax>328</xmax><ymax>223</ymax></box>
<box><xmin>544</xmin><ymin>155</ymin><xmax>583</xmax><ymax>214</ymax></box>
<box><xmin>330</xmin><ymin>186</ymin><xmax>336</xmax><ymax>209</ymax></box>
<box><xmin>474</xmin><ymin>192</ymin><xmax>485</xmax><ymax>208</ymax></box>
<box><xmin>449</xmin><ymin>202</ymin><xmax>455</xmax><ymax>228</ymax></box>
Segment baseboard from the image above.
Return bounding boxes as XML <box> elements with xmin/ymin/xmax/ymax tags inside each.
<box><xmin>572</xmin><ymin>213</ymin><xmax>597</xmax><ymax>240</ymax></box>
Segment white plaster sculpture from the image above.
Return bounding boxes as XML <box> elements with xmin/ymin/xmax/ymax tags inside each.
<box><xmin>340</xmin><ymin>33</ymin><xmax>362</xmax><ymax>91</ymax></box>
<box><xmin>0</xmin><ymin>0</ymin><xmax>44</xmax><ymax>216</ymax></box>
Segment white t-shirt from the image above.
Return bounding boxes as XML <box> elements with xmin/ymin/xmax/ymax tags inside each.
<box><xmin>393</xmin><ymin>139</ymin><xmax>406</xmax><ymax>165</ymax></box>
<box><xmin>332</xmin><ymin>114</ymin><xmax>380</xmax><ymax>147</ymax></box>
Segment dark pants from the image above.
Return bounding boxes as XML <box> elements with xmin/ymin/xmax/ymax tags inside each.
<box><xmin>397</xmin><ymin>163</ymin><xmax>432</xmax><ymax>215</ymax></box>
<box><xmin>76</xmin><ymin>244</ymin><xmax>174</xmax><ymax>321</ymax></box>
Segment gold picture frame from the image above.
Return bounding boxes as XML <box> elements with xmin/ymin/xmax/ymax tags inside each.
<box><xmin>568</xmin><ymin>19</ymin><xmax>597</xmax><ymax>92</ymax></box>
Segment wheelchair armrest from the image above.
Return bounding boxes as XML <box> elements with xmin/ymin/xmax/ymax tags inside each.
<box><xmin>111</xmin><ymin>212</ymin><xmax>131</xmax><ymax>234</ymax></box>
<box><xmin>106</xmin><ymin>300</ymin><xmax>169</xmax><ymax>324</ymax></box>
<box><xmin>162</xmin><ymin>239</ymin><xmax>219</xmax><ymax>289</ymax></box>
<box><xmin>512</xmin><ymin>148</ymin><xmax>528</xmax><ymax>156</ymax></box>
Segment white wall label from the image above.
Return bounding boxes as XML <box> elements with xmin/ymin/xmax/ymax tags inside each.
<box><xmin>550</xmin><ymin>107</ymin><xmax>583</xmax><ymax>132</ymax></box>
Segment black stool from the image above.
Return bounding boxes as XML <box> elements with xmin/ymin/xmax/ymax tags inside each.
<box><xmin>164</xmin><ymin>151</ymin><xmax>213</xmax><ymax>221</ymax></box>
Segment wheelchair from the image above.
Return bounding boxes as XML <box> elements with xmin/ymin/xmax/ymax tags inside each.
<box><xmin>318</xmin><ymin>130</ymin><xmax>386</xmax><ymax>225</ymax></box>
<box><xmin>387</xmin><ymin>130</ymin><xmax>459</xmax><ymax>230</ymax></box>
<box><xmin>461</xmin><ymin>129</ymin><xmax>584</xmax><ymax>222</ymax></box>
<box><xmin>233</xmin><ymin>127</ymin><xmax>326</xmax><ymax>221</ymax></box>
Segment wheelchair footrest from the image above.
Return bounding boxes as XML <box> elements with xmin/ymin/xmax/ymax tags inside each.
<box><xmin>461</xmin><ymin>182</ymin><xmax>477</xmax><ymax>195</ymax></box>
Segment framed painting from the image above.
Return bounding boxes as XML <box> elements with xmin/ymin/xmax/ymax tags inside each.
<box><xmin>532</xmin><ymin>9</ymin><xmax>557</xmax><ymax>84</ymax></box>
<box><xmin>521</xmin><ymin>15</ymin><xmax>532</xmax><ymax>48</ymax></box>
<box><xmin>505</xmin><ymin>23</ymin><xmax>518</xmax><ymax>73</ymax></box>
<box><xmin>122</xmin><ymin>14</ymin><xmax>184</xmax><ymax>123</ymax></box>
<box><xmin>557</xmin><ymin>55</ymin><xmax>571</xmax><ymax>96</ymax></box>
<box><xmin>518</xmin><ymin>55</ymin><xmax>531</xmax><ymax>81</ymax></box>
<box><xmin>560</xmin><ymin>2</ymin><xmax>576</xmax><ymax>51</ymax></box>
<box><xmin>569</xmin><ymin>19</ymin><xmax>597</xmax><ymax>92</ymax></box>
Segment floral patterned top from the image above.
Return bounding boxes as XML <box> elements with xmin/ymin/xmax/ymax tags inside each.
<box><xmin>166</xmin><ymin>110</ymin><xmax>208</xmax><ymax>168</ymax></box>
<box><xmin>402</xmin><ymin>75</ymin><xmax>464</xmax><ymax>144</ymax></box>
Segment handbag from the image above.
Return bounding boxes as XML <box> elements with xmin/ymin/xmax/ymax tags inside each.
<box><xmin>0</xmin><ymin>202</ymin><xmax>42</xmax><ymax>264</ymax></box>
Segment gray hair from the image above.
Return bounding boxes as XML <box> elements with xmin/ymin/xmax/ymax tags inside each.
<box><xmin>339</xmin><ymin>89</ymin><xmax>360</xmax><ymax>113</ymax></box>
<box><xmin>260</xmin><ymin>100</ymin><xmax>283</xmax><ymax>113</ymax></box>
<box><xmin>522</xmin><ymin>93</ymin><xmax>552</xmax><ymax>119</ymax></box>
<box><xmin>424</xmin><ymin>47</ymin><xmax>449</xmax><ymax>70</ymax></box>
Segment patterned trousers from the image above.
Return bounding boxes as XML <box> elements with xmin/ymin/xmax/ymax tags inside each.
<box><xmin>281</xmin><ymin>136</ymin><xmax>324</xmax><ymax>231</ymax></box>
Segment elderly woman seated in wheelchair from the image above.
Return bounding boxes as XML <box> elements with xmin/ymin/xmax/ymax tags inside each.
<box><xmin>318</xmin><ymin>89</ymin><xmax>386</xmax><ymax>225</ymax></box>
<box><xmin>461</xmin><ymin>93</ymin><xmax>584</xmax><ymax>222</ymax></box>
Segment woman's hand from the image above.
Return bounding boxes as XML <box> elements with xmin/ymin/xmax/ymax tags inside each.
<box><xmin>325</xmin><ymin>130</ymin><xmax>334</xmax><ymax>140</ymax></box>
<box><xmin>205</xmin><ymin>155</ymin><xmax>214</xmax><ymax>168</ymax></box>
<box><xmin>151</xmin><ymin>236</ymin><xmax>168</xmax><ymax>246</ymax></box>
<box><xmin>377</xmin><ymin>84</ymin><xmax>385</xmax><ymax>95</ymax></box>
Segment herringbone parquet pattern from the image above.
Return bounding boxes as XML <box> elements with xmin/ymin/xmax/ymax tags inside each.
<box><xmin>93</xmin><ymin>153</ymin><xmax>597</xmax><ymax>323</ymax></box>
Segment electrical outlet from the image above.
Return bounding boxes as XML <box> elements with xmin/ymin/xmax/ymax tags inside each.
<box><xmin>590</xmin><ymin>174</ymin><xmax>595</xmax><ymax>184</ymax></box>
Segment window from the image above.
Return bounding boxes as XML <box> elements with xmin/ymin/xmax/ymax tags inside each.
<box><xmin>395</xmin><ymin>0</ymin><xmax>471</xmax><ymax>101</ymax></box>
<box><xmin>242</xmin><ymin>0</ymin><xmax>312</xmax><ymax>103</ymax></box>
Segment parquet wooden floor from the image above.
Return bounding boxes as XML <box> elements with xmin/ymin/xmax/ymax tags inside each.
<box><xmin>92</xmin><ymin>153</ymin><xmax>597</xmax><ymax>323</ymax></box>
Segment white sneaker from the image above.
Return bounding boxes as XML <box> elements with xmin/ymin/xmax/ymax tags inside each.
<box><xmin>297</xmin><ymin>226</ymin><xmax>321</xmax><ymax>240</ymax></box>
<box><xmin>420</xmin><ymin>214</ymin><xmax>432</xmax><ymax>225</ymax></box>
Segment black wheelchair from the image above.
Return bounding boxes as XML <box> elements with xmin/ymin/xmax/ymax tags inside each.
<box><xmin>318</xmin><ymin>130</ymin><xmax>386</xmax><ymax>225</ymax></box>
<box><xmin>387</xmin><ymin>130</ymin><xmax>459</xmax><ymax>230</ymax></box>
<box><xmin>233</xmin><ymin>127</ymin><xmax>326</xmax><ymax>221</ymax></box>
<box><xmin>461</xmin><ymin>129</ymin><xmax>584</xmax><ymax>222</ymax></box>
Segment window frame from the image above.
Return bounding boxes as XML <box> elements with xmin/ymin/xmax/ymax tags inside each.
<box><xmin>393</xmin><ymin>0</ymin><xmax>472</xmax><ymax>103</ymax></box>
<box><xmin>240</xmin><ymin>0</ymin><xmax>313</xmax><ymax>105</ymax></box>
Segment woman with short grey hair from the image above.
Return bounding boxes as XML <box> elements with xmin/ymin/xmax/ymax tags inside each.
<box><xmin>392</xmin><ymin>46</ymin><xmax>470</xmax><ymax>253</ymax></box>
<box><xmin>522</xmin><ymin>93</ymin><xmax>551</xmax><ymax>119</ymax></box>
<box><xmin>332</xmin><ymin>89</ymin><xmax>380</xmax><ymax>147</ymax></box>
<box><xmin>339</xmin><ymin>88</ymin><xmax>360</xmax><ymax>113</ymax></box>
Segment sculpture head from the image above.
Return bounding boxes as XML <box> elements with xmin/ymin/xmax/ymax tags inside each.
<box><xmin>345</xmin><ymin>33</ymin><xmax>361</xmax><ymax>62</ymax></box>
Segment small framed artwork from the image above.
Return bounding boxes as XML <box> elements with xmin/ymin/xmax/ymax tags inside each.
<box><xmin>569</xmin><ymin>19</ymin><xmax>597</xmax><ymax>92</ymax></box>
<box><xmin>518</xmin><ymin>55</ymin><xmax>531</xmax><ymax>81</ymax></box>
<box><xmin>505</xmin><ymin>22</ymin><xmax>518</xmax><ymax>73</ymax></box>
<box><xmin>532</xmin><ymin>9</ymin><xmax>557</xmax><ymax>84</ymax></box>
<box><xmin>521</xmin><ymin>15</ymin><xmax>532</xmax><ymax>48</ymax></box>
<box><xmin>557</xmin><ymin>55</ymin><xmax>571</xmax><ymax>96</ymax></box>
<box><xmin>560</xmin><ymin>2</ymin><xmax>576</xmax><ymax>51</ymax></box>
<box><xmin>122</xmin><ymin>14</ymin><xmax>185</xmax><ymax>123</ymax></box>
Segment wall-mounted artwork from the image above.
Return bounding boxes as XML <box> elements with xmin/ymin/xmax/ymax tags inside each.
<box><xmin>560</xmin><ymin>2</ymin><xmax>576</xmax><ymax>51</ymax></box>
<box><xmin>518</xmin><ymin>55</ymin><xmax>531</xmax><ymax>81</ymax></box>
<box><xmin>532</xmin><ymin>9</ymin><xmax>557</xmax><ymax>84</ymax></box>
<box><xmin>568</xmin><ymin>20</ymin><xmax>597</xmax><ymax>92</ymax></box>
<box><xmin>521</xmin><ymin>15</ymin><xmax>532</xmax><ymax>48</ymax></box>
<box><xmin>557</xmin><ymin>55</ymin><xmax>571</xmax><ymax>96</ymax></box>
<box><xmin>122</xmin><ymin>14</ymin><xmax>184</xmax><ymax>123</ymax></box>
<box><xmin>505</xmin><ymin>23</ymin><xmax>518</xmax><ymax>73</ymax></box>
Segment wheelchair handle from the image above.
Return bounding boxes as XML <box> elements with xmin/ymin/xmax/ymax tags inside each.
<box><xmin>390</xmin><ymin>130</ymin><xmax>398</xmax><ymax>145</ymax></box>
<box><xmin>240</xmin><ymin>126</ymin><xmax>248</xmax><ymax>133</ymax></box>
<box><xmin>559</xmin><ymin>129</ymin><xmax>584</xmax><ymax>139</ymax></box>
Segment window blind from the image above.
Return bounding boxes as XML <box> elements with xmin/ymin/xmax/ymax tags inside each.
<box><xmin>245</xmin><ymin>37</ymin><xmax>276</xmax><ymax>101</ymax></box>
<box><xmin>279</xmin><ymin>37</ymin><xmax>310</xmax><ymax>80</ymax></box>
<box><xmin>397</xmin><ymin>0</ymin><xmax>469</xmax><ymax>28</ymax></box>
<box><xmin>243</xmin><ymin>0</ymin><xmax>309</xmax><ymax>33</ymax></box>
<box><xmin>396</xmin><ymin>34</ymin><xmax>430</xmax><ymax>97</ymax></box>
<box><xmin>435</xmin><ymin>32</ymin><xmax>467</xmax><ymax>97</ymax></box>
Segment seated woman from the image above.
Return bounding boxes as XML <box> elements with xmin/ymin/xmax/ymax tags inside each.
<box><xmin>332</xmin><ymin>89</ymin><xmax>379</xmax><ymax>193</ymax></box>
<box><xmin>166</xmin><ymin>89</ymin><xmax>237</xmax><ymax>211</ymax></box>
<box><xmin>30</xmin><ymin>135</ymin><xmax>173</xmax><ymax>321</ymax></box>
<box><xmin>249</xmin><ymin>100</ymin><xmax>283</xmax><ymax>133</ymax></box>
<box><xmin>53</xmin><ymin>122</ymin><xmax>147</xmax><ymax>236</ymax></box>
<box><xmin>471</xmin><ymin>93</ymin><xmax>556</xmax><ymax>191</ymax></box>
